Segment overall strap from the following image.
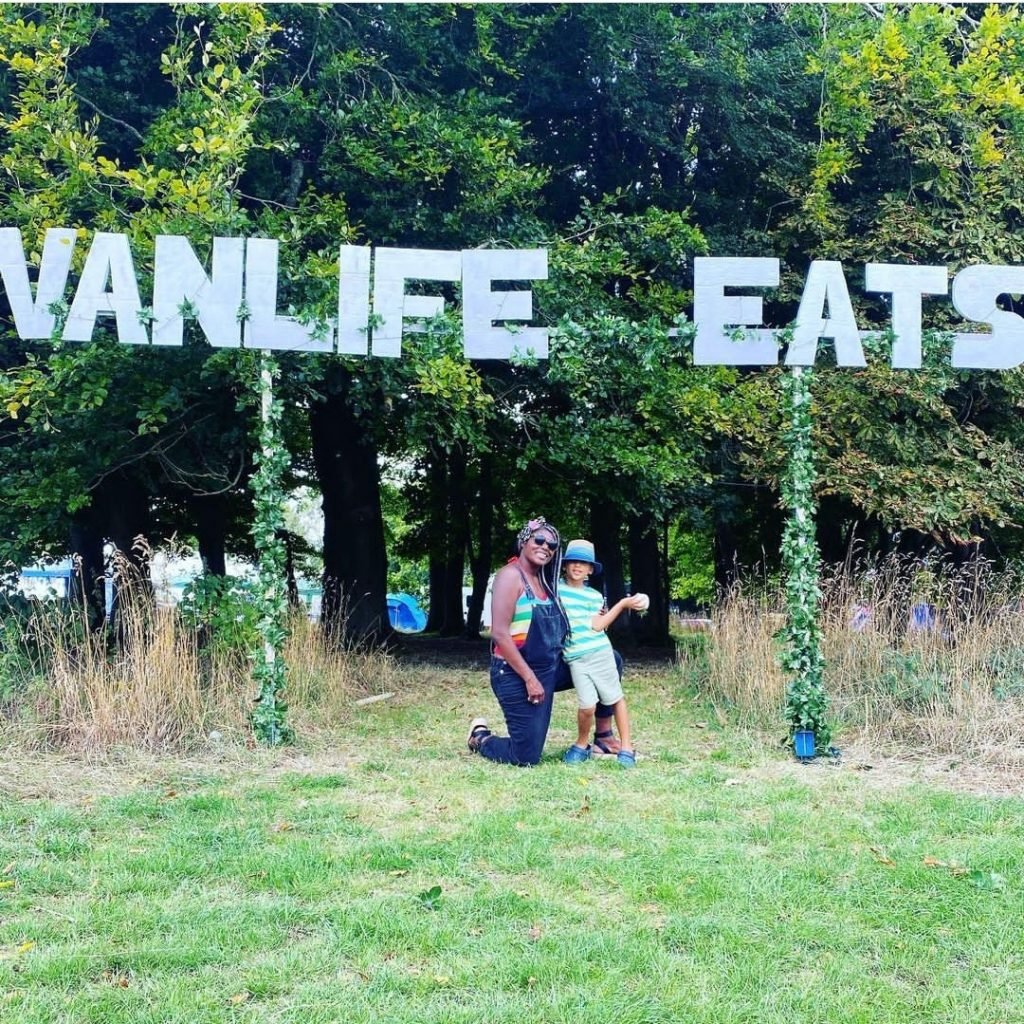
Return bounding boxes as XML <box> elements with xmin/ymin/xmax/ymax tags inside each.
<box><xmin>490</xmin><ymin>566</ymin><xmax>546</xmax><ymax>659</ymax></box>
<box><xmin>516</xmin><ymin>565</ymin><xmax>548</xmax><ymax>601</ymax></box>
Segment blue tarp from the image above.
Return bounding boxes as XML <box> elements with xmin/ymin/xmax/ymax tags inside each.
<box><xmin>387</xmin><ymin>592</ymin><xmax>427</xmax><ymax>632</ymax></box>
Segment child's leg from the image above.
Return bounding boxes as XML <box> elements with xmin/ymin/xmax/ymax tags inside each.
<box><xmin>611</xmin><ymin>698</ymin><xmax>632</xmax><ymax>753</ymax></box>
<box><xmin>576</xmin><ymin>705</ymin><xmax>596</xmax><ymax>749</ymax></box>
<box><xmin>568</xmin><ymin>662</ymin><xmax>599</xmax><ymax>751</ymax></box>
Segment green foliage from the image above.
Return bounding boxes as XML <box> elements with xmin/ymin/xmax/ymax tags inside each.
<box><xmin>541</xmin><ymin>315</ymin><xmax>711</xmax><ymax>517</ymax></box>
<box><xmin>414</xmin><ymin>884</ymin><xmax>443</xmax><ymax>911</ymax></box>
<box><xmin>736</xmin><ymin>336</ymin><xmax>1024</xmax><ymax>546</ymax></box>
<box><xmin>177</xmin><ymin>574</ymin><xmax>258</xmax><ymax>656</ymax></box>
<box><xmin>798</xmin><ymin>3</ymin><xmax>1024</xmax><ymax>265</ymax></box>
<box><xmin>811</xmin><ymin>338</ymin><xmax>1024</xmax><ymax>539</ymax></box>
<box><xmin>667</xmin><ymin>524</ymin><xmax>716</xmax><ymax>608</ymax></box>
<box><xmin>779</xmin><ymin>367</ymin><xmax>831</xmax><ymax>749</ymax></box>
<box><xmin>871</xmin><ymin>649</ymin><xmax>947</xmax><ymax>709</ymax></box>
<box><xmin>8</xmin><ymin>3</ymin><xmax>1024</xmax><ymax>671</ymax></box>
<box><xmin>986</xmin><ymin>647</ymin><xmax>1024</xmax><ymax>702</ymax></box>
<box><xmin>247</xmin><ymin>354</ymin><xmax>292</xmax><ymax>746</ymax></box>
<box><xmin>381</xmin><ymin>481</ymin><xmax>429</xmax><ymax>603</ymax></box>
<box><xmin>0</xmin><ymin>594</ymin><xmax>56</xmax><ymax>705</ymax></box>
<box><xmin>0</xmin><ymin>4</ymin><xmax>272</xmax><ymax>573</ymax></box>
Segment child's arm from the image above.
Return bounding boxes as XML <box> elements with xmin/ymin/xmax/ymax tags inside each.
<box><xmin>591</xmin><ymin>594</ymin><xmax>647</xmax><ymax>633</ymax></box>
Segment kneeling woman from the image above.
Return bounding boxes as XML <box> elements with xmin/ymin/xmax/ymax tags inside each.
<box><xmin>467</xmin><ymin>517</ymin><xmax>617</xmax><ymax>766</ymax></box>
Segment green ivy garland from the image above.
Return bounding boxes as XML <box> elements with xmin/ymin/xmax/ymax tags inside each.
<box><xmin>780</xmin><ymin>366</ymin><xmax>831</xmax><ymax>750</ymax></box>
<box><xmin>248</xmin><ymin>352</ymin><xmax>293</xmax><ymax>745</ymax></box>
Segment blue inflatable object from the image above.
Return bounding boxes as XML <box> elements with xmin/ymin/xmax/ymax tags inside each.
<box><xmin>387</xmin><ymin>592</ymin><xmax>427</xmax><ymax>632</ymax></box>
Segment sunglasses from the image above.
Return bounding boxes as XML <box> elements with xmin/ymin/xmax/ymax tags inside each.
<box><xmin>530</xmin><ymin>535</ymin><xmax>559</xmax><ymax>551</ymax></box>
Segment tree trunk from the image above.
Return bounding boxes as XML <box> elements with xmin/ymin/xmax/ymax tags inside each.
<box><xmin>439</xmin><ymin>446</ymin><xmax>467</xmax><ymax>637</ymax></box>
<box><xmin>713</xmin><ymin>506</ymin><xmax>741</xmax><ymax>591</ymax></box>
<box><xmin>817</xmin><ymin>495</ymin><xmax>869</xmax><ymax>565</ymax></box>
<box><xmin>424</xmin><ymin>455</ymin><xmax>447</xmax><ymax>633</ymax></box>
<box><xmin>69</xmin><ymin>509</ymin><xmax>106</xmax><ymax>630</ymax></box>
<box><xmin>426</xmin><ymin>555</ymin><xmax>446</xmax><ymax>633</ymax></box>
<box><xmin>590</xmin><ymin>496</ymin><xmax>629</xmax><ymax>644</ymax></box>
<box><xmin>712</xmin><ymin>439</ymin><xmax>744</xmax><ymax>589</ymax></box>
<box><xmin>465</xmin><ymin>453</ymin><xmax>495</xmax><ymax>638</ymax></box>
<box><xmin>309</xmin><ymin>382</ymin><xmax>390</xmax><ymax>643</ymax></box>
<box><xmin>102</xmin><ymin>472</ymin><xmax>153</xmax><ymax>621</ymax></box>
<box><xmin>194</xmin><ymin>494</ymin><xmax>228</xmax><ymax>576</ymax></box>
<box><xmin>422</xmin><ymin>446</ymin><xmax>468</xmax><ymax>636</ymax></box>
<box><xmin>283</xmin><ymin>531</ymin><xmax>301</xmax><ymax>609</ymax></box>
<box><xmin>628</xmin><ymin>512</ymin><xmax>671</xmax><ymax>646</ymax></box>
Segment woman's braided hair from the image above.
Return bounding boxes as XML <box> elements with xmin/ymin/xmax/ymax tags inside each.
<box><xmin>516</xmin><ymin>518</ymin><xmax>568</xmax><ymax>631</ymax></box>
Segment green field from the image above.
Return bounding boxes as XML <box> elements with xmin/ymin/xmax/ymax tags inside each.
<box><xmin>1</xmin><ymin>665</ymin><xmax>1021</xmax><ymax>1024</ymax></box>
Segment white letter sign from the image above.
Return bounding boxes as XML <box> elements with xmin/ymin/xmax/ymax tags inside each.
<box><xmin>864</xmin><ymin>263</ymin><xmax>948</xmax><ymax>369</ymax></box>
<box><xmin>462</xmin><ymin>249</ymin><xmax>548</xmax><ymax>359</ymax></box>
<box><xmin>337</xmin><ymin>245</ymin><xmax>372</xmax><ymax>356</ymax></box>
<box><xmin>0</xmin><ymin>227</ymin><xmax>77</xmax><ymax>339</ymax></box>
<box><xmin>951</xmin><ymin>265</ymin><xmax>1024</xmax><ymax>370</ymax></box>
<box><xmin>693</xmin><ymin>257</ymin><xmax>779</xmax><ymax>365</ymax></box>
<box><xmin>8</xmin><ymin>223</ymin><xmax>1024</xmax><ymax>370</ymax></box>
<box><xmin>64</xmin><ymin>232</ymin><xmax>147</xmax><ymax>344</ymax></box>
<box><xmin>371</xmin><ymin>248</ymin><xmax>462</xmax><ymax>358</ymax></box>
<box><xmin>243</xmin><ymin>238</ymin><xmax>334</xmax><ymax>353</ymax></box>
<box><xmin>787</xmin><ymin>260</ymin><xmax>865</xmax><ymax>367</ymax></box>
<box><xmin>152</xmin><ymin>236</ymin><xmax>245</xmax><ymax>348</ymax></box>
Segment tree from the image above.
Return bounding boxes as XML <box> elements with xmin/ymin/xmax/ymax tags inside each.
<box><xmin>754</xmin><ymin>4</ymin><xmax>1024</xmax><ymax>552</ymax></box>
<box><xmin>0</xmin><ymin>4</ymin><xmax>276</xmax><ymax>618</ymax></box>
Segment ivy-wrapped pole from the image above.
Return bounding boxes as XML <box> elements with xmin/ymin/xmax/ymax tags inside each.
<box><xmin>780</xmin><ymin>366</ymin><xmax>830</xmax><ymax>752</ymax></box>
<box><xmin>248</xmin><ymin>351</ymin><xmax>293</xmax><ymax>745</ymax></box>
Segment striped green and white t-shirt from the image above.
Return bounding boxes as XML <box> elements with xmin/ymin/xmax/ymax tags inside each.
<box><xmin>560</xmin><ymin>584</ymin><xmax>610</xmax><ymax>662</ymax></box>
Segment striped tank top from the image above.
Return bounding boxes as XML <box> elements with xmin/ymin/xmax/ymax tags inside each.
<box><xmin>509</xmin><ymin>588</ymin><xmax>549</xmax><ymax>648</ymax></box>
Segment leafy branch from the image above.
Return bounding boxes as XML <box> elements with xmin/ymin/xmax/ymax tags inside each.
<box><xmin>780</xmin><ymin>364</ymin><xmax>831</xmax><ymax>750</ymax></box>
<box><xmin>247</xmin><ymin>352</ymin><xmax>293</xmax><ymax>746</ymax></box>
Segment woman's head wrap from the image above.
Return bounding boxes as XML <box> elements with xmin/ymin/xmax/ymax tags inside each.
<box><xmin>516</xmin><ymin>516</ymin><xmax>553</xmax><ymax>553</ymax></box>
<box><xmin>515</xmin><ymin>517</ymin><xmax>566</xmax><ymax>618</ymax></box>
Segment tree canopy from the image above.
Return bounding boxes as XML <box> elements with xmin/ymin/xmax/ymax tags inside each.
<box><xmin>3</xmin><ymin>3</ymin><xmax>1024</xmax><ymax>642</ymax></box>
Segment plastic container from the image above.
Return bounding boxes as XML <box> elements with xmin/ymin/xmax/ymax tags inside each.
<box><xmin>793</xmin><ymin>729</ymin><xmax>816</xmax><ymax>760</ymax></box>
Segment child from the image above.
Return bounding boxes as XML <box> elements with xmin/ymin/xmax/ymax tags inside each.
<box><xmin>559</xmin><ymin>539</ymin><xmax>646</xmax><ymax>768</ymax></box>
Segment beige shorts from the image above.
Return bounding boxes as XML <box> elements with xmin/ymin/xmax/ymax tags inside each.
<box><xmin>568</xmin><ymin>648</ymin><xmax>624</xmax><ymax>709</ymax></box>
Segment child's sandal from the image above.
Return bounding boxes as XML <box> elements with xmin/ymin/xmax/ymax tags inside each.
<box><xmin>563</xmin><ymin>744</ymin><xmax>592</xmax><ymax>764</ymax></box>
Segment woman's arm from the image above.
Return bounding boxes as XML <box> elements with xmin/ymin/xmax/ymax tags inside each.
<box><xmin>591</xmin><ymin>594</ymin><xmax>646</xmax><ymax>633</ymax></box>
<box><xmin>490</xmin><ymin>566</ymin><xmax>545</xmax><ymax>701</ymax></box>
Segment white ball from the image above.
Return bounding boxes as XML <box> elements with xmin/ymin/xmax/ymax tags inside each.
<box><xmin>633</xmin><ymin>593</ymin><xmax>650</xmax><ymax>611</ymax></box>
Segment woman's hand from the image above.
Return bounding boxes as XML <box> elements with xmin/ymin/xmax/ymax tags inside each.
<box><xmin>525</xmin><ymin>676</ymin><xmax>545</xmax><ymax>705</ymax></box>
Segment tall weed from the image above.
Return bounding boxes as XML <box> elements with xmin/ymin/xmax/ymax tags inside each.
<box><xmin>703</xmin><ymin>555</ymin><xmax>1024</xmax><ymax>763</ymax></box>
<box><xmin>1</xmin><ymin>567</ymin><xmax>393</xmax><ymax>752</ymax></box>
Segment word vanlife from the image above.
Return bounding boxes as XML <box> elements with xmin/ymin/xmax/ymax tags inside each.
<box><xmin>0</xmin><ymin>229</ymin><xmax>546</xmax><ymax>359</ymax></box>
<box><xmin>0</xmin><ymin>228</ymin><xmax>1019</xmax><ymax>368</ymax></box>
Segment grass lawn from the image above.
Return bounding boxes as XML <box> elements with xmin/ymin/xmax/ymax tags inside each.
<box><xmin>1</xmin><ymin>662</ymin><xmax>1022</xmax><ymax>1023</ymax></box>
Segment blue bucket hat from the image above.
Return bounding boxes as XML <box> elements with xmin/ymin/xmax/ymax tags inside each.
<box><xmin>563</xmin><ymin>539</ymin><xmax>602</xmax><ymax>574</ymax></box>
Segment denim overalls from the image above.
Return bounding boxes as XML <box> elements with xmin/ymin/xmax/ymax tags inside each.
<box><xmin>479</xmin><ymin>571</ymin><xmax>569</xmax><ymax>766</ymax></box>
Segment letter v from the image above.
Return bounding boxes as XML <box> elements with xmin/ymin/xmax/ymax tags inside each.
<box><xmin>0</xmin><ymin>227</ymin><xmax>77</xmax><ymax>339</ymax></box>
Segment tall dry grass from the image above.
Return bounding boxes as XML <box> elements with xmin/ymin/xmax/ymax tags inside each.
<box><xmin>283</xmin><ymin>613</ymin><xmax>396</xmax><ymax>731</ymax></box>
<box><xmin>699</xmin><ymin>555</ymin><xmax>1024</xmax><ymax>764</ymax></box>
<box><xmin>1</xmin><ymin>571</ymin><xmax>394</xmax><ymax>753</ymax></box>
<box><xmin>41</xmin><ymin>599</ymin><xmax>208</xmax><ymax>752</ymax></box>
